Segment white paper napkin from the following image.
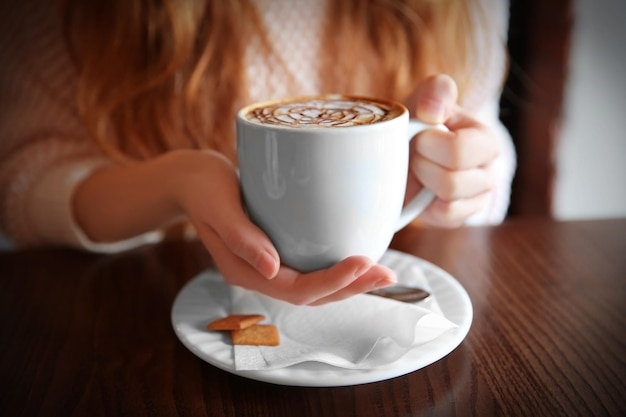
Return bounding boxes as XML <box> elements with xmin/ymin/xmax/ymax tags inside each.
<box><xmin>231</xmin><ymin>251</ymin><xmax>457</xmax><ymax>370</ymax></box>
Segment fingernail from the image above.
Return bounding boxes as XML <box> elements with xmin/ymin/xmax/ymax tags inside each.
<box><xmin>423</xmin><ymin>99</ymin><xmax>445</xmax><ymax>123</ymax></box>
<box><xmin>376</xmin><ymin>273</ymin><xmax>397</xmax><ymax>287</ymax></box>
<box><xmin>354</xmin><ymin>262</ymin><xmax>374</xmax><ymax>278</ymax></box>
<box><xmin>256</xmin><ymin>250</ymin><xmax>278</xmax><ymax>279</ymax></box>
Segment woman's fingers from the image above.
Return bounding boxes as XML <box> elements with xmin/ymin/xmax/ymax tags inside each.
<box><xmin>410</xmin><ymin>154</ymin><xmax>496</xmax><ymax>201</ymax></box>
<box><xmin>269</xmin><ymin>259</ymin><xmax>396</xmax><ymax>306</ymax></box>
<box><xmin>202</xmin><ymin>208</ymin><xmax>395</xmax><ymax>305</ymax></box>
<box><xmin>417</xmin><ymin>191</ymin><xmax>492</xmax><ymax>228</ymax></box>
<box><xmin>201</xmin><ymin>222</ymin><xmax>394</xmax><ymax>305</ymax></box>
<box><xmin>177</xmin><ymin>150</ymin><xmax>280</xmax><ymax>279</ymax></box>
<box><xmin>409</xmin><ymin>146</ymin><xmax>496</xmax><ymax>227</ymax></box>
<box><xmin>405</xmin><ymin>75</ymin><xmax>501</xmax><ymax>227</ymax></box>
<box><xmin>195</xmin><ymin>220</ymin><xmax>278</xmax><ymax>286</ymax></box>
<box><xmin>307</xmin><ymin>264</ymin><xmax>396</xmax><ymax>306</ymax></box>
<box><xmin>204</xmin><ymin>172</ymin><xmax>280</xmax><ymax>280</ymax></box>
<box><xmin>211</xmin><ymin>219</ymin><xmax>280</xmax><ymax>280</ymax></box>
<box><xmin>414</xmin><ymin>115</ymin><xmax>500</xmax><ymax>170</ymax></box>
<box><xmin>413</xmin><ymin>74</ymin><xmax>458</xmax><ymax>124</ymax></box>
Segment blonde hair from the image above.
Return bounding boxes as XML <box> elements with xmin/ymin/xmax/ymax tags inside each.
<box><xmin>62</xmin><ymin>0</ymin><xmax>494</xmax><ymax>163</ymax></box>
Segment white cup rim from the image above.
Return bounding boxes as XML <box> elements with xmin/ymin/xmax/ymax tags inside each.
<box><xmin>237</xmin><ymin>94</ymin><xmax>408</xmax><ymax>131</ymax></box>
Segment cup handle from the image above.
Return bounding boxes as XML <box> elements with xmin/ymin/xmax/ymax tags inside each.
<box><xmin>395</xmin><ymin>120</ymin><xmax>447</xmax><ymax>231</ymax></box>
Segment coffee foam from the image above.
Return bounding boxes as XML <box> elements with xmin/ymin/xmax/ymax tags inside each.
<box><xmin>245</xmin><ymin>96</ymin><xmax>402</xmax><ymax>128</ymax></box>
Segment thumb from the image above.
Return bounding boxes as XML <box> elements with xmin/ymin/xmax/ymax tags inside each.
<box><xmin>210</xmin><ymin>216</ymin><xmax>280</xmax><ymax>280</ymax></box>
<box><xmin>414</xmin><ymin>74</ymin><xmax>458</xmax><ymax>124</ymax></box>
<box><xmin>180</xmin><ymin>150</ymin><xmax>281</xmax><ymax>279</ymax></box>
<box><xmin>208</xmin><ymin>180</ymin><xmax>280</xmax><ymax>279</ymax></box>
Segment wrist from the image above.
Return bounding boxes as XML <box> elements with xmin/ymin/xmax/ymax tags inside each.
<box><xmin>164</xmin><ymin>149</ymin><xmax>239</xmax><ymax>221</ymax></box>
<box><xmin>74</xmin><ymin>152</ymin><xmax>190</xmax><ymax>242</ymax></box>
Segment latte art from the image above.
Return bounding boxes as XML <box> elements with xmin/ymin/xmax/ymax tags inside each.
<box><xmin>246</xmin><ymin>97</ymin><xmax>399</xmax><ymax>128</ymax></box>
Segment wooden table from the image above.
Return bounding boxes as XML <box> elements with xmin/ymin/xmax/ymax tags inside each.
<box><xmin>1</xmin><ymin>218</ymin><xmax>625</xmax><ymax>417</ymax></box>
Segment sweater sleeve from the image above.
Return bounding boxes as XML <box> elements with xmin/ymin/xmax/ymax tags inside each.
<box><xmin>462</xmin><ymin>0</ymin><xmax>516</xmax><ymax>225</ymax></box>
<box><xmin>0</xmin><ymin>0</ymin><xmax>162</xmax><ymax>252</ymax></box>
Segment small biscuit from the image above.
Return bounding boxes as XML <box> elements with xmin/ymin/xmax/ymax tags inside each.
<box><xmin>207</xmin><ymin>314</ymin><xmax>265</xmax><ymax>330</ymax></box>
<box><xmin>231</xmin><ymin>324</ymin><xmax>280</xmax><ymax>346</ymax></box>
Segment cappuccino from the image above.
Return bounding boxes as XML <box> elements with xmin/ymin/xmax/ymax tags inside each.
<box><xmin>244</xmin><ymin>95</ymin><xmax>403</xmax><ymax>128</ymax></box>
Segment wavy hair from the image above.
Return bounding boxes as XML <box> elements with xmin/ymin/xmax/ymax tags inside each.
<box><xmin>62</xmin><ymin>0</ymin><xmax>496</xmax><ymax>163</ymax></box>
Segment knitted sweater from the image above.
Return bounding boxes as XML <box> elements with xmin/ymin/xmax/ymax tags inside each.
<box><xmin>0</xmin><ymin>0</ymin><xmax>515</xmax><ymax>252</ymax></box>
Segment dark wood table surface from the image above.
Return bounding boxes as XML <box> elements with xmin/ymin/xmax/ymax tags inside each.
<box><xmin>1</xmin><ymin>217</ymin><xmax>625</xmax><ymax>417</ymax></box>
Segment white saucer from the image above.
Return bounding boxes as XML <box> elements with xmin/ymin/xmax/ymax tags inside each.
<box><xmin>171</xmin><ymin>249</ymin><xmax>473</xmax><ymax>387</ymax></box>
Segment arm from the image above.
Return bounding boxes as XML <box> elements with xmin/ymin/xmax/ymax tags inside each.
<box><xmin>72</xmin><ymin>153</ymin><xmax>184</xmax><ymax>244</ymax></box>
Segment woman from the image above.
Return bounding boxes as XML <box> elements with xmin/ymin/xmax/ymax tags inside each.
<box><xmin>0</xmin><ymin>0</ymin><xmax>515</xmax><ymax>304</ymax></box>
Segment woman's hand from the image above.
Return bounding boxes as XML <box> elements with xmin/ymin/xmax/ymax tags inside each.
<box><xmin>174</xmin><ymin>150</ymin><xmax>396</xmax><ymax>305</ymax></box>
<box><xmin>75</xmin><ymin>149</ymin><xmax>395</xmax><ymax>305</ymax></box>
<box><xmin>405</xmin><ymin>74</ymin><xmax>500</xmax><ymax>227</ymax></box>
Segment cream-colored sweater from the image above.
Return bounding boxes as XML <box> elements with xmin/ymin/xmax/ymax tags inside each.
<box><xmin>0</xmin><ymin>0</ymin><xmax>515</xmax><ymax>252</ymax></box>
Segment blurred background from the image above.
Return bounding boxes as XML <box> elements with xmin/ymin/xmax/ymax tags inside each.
<box><xmin>503</xmin><ymin>0</ymin><xmax>626</xmax><ymax>220</ymax></box>
<box><xmin>553</xmin><ymin>0</ymin><xmax>626</xmax><ymax>220</ymax></box>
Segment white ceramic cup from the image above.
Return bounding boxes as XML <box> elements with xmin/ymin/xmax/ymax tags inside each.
<box><xmin>237</xmin><ymin>95</ymin><xmax>442</xmax><ymax>272</ymax></box>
